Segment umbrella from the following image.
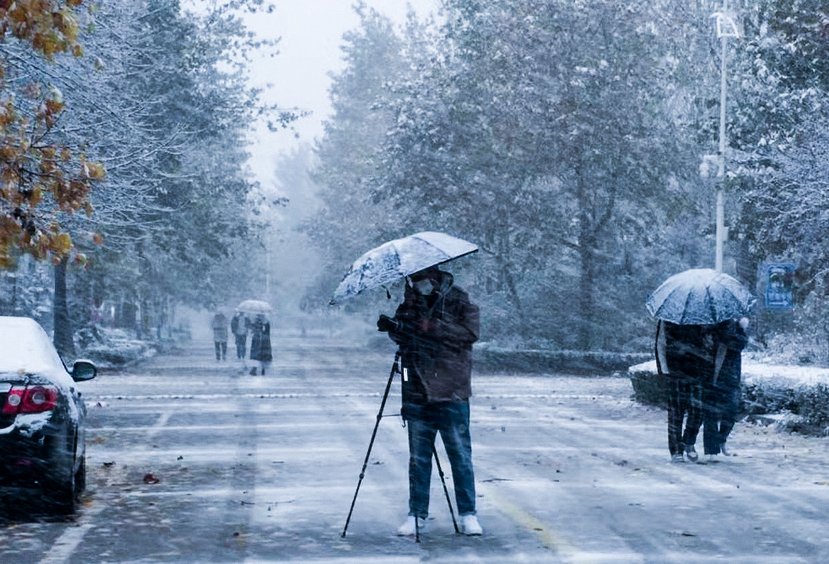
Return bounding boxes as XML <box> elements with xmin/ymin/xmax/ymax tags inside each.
<box><xmin>331</xmin><ymin>231</ymin><xmax>478</xmax><ymax>304</ymax></box>
<box><xmin>646</xmin><ymin>268</ymin><xmax>755</xmax><ymax>325</ymax></box>
<box><xmin>236</xmin><ymin>299</ymin><xmax>272</xmax><ymax>316</ymax></box>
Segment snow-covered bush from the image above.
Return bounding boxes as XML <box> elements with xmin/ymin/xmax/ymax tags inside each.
<box><xmin>629</xmin><ymin>360</ymin><xmax>829</xmax><ymax>436</ymax></box>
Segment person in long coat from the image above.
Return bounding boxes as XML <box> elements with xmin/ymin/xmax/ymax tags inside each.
<box><xmin>249</xmin><ymin>314</ymin><xmax>272</xmax><ymax>375</ymax></box>
<box><xmin>655</xmin><ymin>321</ymin><xmax>714</xmax><ymax>462</ymax></box>
<box><xmin>377</xmin><ymin>266</ymin><xmax>483</xmax><ymax>537</ymax></box>
<box><xmin>702</xmin><ymin>317</ymin><xmax>749</xmax><ymax>459</ymax></box>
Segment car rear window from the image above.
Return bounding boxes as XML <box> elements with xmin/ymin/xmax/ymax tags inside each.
<box><xmin>0</xmin><ymin>317</ymin><xmax>65</xmax><ymax>374</ymax></box>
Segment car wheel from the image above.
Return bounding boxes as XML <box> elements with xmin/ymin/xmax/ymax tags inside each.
<box><xmin>75</xmin><ymin>454</ymin><xmax>87</xmax><ymax>494</ymax></box>
<box><xmin>49</xmin><ymin>463</ymin><xmax>77</xmax><ymax>515</ymax></box>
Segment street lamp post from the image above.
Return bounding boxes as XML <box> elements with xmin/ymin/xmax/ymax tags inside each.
<box><xmin>713</xmin><ymin>0</ymin><xmax>739</xmax><ymax>272</ymax></box>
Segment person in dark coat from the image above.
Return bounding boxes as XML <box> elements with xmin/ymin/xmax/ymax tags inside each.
<box><xmin>702</xmin><ymin>317</ymin><xmax>749</xmax><ymax>459</ymax></box>
<box><xmin>377</xmin><ymin>266</ymin><xmax>483</xmax><ymax>536</ymax></box>
<box><xmin>231</xmin><ymin>311</ymin><xmax>248</xmax><ymax>360</ymax></box>
<box><xmin>248</xmin><ymin>314</ymin><xmax>272</xmax><ymax>375</ymax></box>
<box><xmin>655</xmin><ymin>320</ymin><xmax>714</xmax><ymax>462</ymax></box>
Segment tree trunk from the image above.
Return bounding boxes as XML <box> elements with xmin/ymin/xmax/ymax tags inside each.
<box><xmin>53</xmin><ymin>257</ymin><xmax>76</xmax><ymax>357</ymax></box>
<box><xmin>578</xmin><ymin>240</ymin><xmax>596</xmax><ymax>351</ymax></box>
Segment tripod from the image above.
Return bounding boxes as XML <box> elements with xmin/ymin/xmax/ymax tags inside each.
<box><xmin>341</xmin><ymin>352</ymin><xmax>460</xmax><ymax>542</ymax></box>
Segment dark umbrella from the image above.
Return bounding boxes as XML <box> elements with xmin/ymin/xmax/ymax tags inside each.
<box><xmin>646</xmin><ymin>268</ymin><xmax>754</xmax><ymax>325</ymax></box>
<box><xmin>330</xmin><ymin>231</ymin><xmax>478</xmax><ymax>304</ymax></box>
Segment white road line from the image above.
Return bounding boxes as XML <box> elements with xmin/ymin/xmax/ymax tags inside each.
<box><xmin>39</xmin><ymin>501</ymin><xmax>106</xmax><ymax>564</ymax></box>
<box><xmin>146</xmin><ymin>410</ymin><xmax>173</xmax><ymax>440</ymax></box>
<box><xmin>43</xmin><ymin>410</ymin><xmax>174</xmax><ymax>562</ymax></box>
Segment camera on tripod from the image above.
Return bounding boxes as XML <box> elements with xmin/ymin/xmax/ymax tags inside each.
<box><xmin>377</xmin><ymin>314</ymin><xmax>401</xmax><ymax>332</ymax></box>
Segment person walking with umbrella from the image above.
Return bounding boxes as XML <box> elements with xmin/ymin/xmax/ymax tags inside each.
<box><xmin>248</xmin><ymin>313</ymin><xmax>272</xmax><ymax>375</ymax></box>
<box><xmin>647</xmin><ymin>268</ymin><xmax>754</xmax><ymax>463</ymax></box>
<box><xmin>655</xmin><ymin>321</ymin><xmax>713</xmax><ymax>462</ymax></box>
<box><xmin>377</xmin><ymin>265</ymin><xmax>483</xmax><ymax>536</ymax></box>
<box><xmin>702</xmin><ymin>316</ymin><xmax>749</xmax><ymax>460</ymax></box>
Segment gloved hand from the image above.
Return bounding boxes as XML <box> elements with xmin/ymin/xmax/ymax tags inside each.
<box><xmin>377</xmin><ymin>314</ymin><xmax>399</xmax><ymax>333</ymax></box>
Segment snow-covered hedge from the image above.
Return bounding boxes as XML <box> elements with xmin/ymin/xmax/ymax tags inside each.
<box><xmin>628</xmin><ymin>359</ymin><xmax>829</xmax><ymax>436</ymax></box>
<box><xmin>475</xmin><ymin>345</ymin><xmax>650</xmax><ymax>374</ymax></box>
<box><xmin>76</xmin><ymin>326</ymin><xmax>158</xmax><ymax>369</ymax></box>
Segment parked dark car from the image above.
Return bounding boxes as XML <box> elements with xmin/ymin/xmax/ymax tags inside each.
<box><xmin>0</xmin><ymin>316</ymin><xmax>97</xmax><ymax>514</ymax></box>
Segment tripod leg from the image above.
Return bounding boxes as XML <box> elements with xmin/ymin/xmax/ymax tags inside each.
<box><xmin>341</xmin><ymin>354</ymin><xmax>399</xmax><ymax>538</ymax></box>
<box><xmin>432</xmin><ymin>445</ymin><xmax>460</xmax><ymax>534</ymax></box>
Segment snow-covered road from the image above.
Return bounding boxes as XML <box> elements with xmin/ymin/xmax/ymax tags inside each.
<box><xmin>2</xmin><ymin>332</ymin><xmax>828</xmax><ymax>562</ymax></box>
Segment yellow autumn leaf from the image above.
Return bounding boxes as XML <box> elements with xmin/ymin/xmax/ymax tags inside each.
<box><xmin>53</xmin><ymin>232</ymin><xmax>72</xmax><ymax>254</ymax></box>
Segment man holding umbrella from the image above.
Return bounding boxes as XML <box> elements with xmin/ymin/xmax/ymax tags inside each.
<box><xmin>377</xmin><ymin>265</ymin><xmax>483</xmax><ymax>536</ymax></box>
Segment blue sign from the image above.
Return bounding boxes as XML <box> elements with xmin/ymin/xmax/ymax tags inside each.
<box><xmin>764</xmin><ymin>263</ymin><xmax>795</xmax><ymax>310</ymax></box>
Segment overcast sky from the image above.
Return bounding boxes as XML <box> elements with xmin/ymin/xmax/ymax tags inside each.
<box><xmin>242</xmin><ymin>1</ymin><xmax>439</xmax><ymax>191</ymax></box>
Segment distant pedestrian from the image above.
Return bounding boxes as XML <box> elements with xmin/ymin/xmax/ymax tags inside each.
<box><xmin>655</xmin><ymin>321</ymin><xmax>714</xmax><ymax>463</ymax></box>
<box><xmin>231</xmin><ymin>311</ymin><xmax>248</xmax><ymax>360</ymax></box>
<box><xmin>702</xmin><ymin>317</ymin><xmax>749</xmax><ymax>460</ymax></box>
<box><xmin>249</xmin><ymin>314</ymin><xmax>272</xmax><ymax>375</ymax></box>
<box><xmin>211</xmin><ymin>310</ymin><xmax>229</xmax><ymax>361</ymax></box>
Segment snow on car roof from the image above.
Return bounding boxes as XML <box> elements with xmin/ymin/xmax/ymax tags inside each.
<box><xmin>0</xmin><ymin>316</ymin><xmax>66</xmax><ymax>374</ymax></box>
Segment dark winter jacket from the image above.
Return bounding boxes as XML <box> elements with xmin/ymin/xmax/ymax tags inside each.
<box><xmin>712</xmin><ymin>319</ymin><xmax>748</xmax><ymax>390</ymax></box>
<box><xmin>231</xmin><ymin>313</ymin><xmax>248</xmax><ymax>337</ymax></box>
<box><xmin>249</xmin><ymin>319</ymin><xmax>272</xmax><ymax>362</ymax></box>
<box><xmin>655</xmin><ymin>320</ymin><xmax>714</xmax><ymax>381</ymax></box>
<box><xmin>387</xmin><ymin>271</ymin><xmax>480</xmax><ymax>403</ymax></box>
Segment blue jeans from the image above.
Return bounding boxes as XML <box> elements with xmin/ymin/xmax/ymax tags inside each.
<box><xmin>402</xmin><ymin>400</ymin><xmax>477</xmax><ymax>519</ymax></box>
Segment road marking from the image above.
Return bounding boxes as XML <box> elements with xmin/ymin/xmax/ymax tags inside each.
<box><xmin>146</xmin><ymin>410</ymin><xmax>173</xmax><ymax>440</ymax></box>
<box><xmin>479</xmin><ymin>481</ymin><xmax>578</xmax><ymax>559</ymax></box>
<box><xmin>39</xmin><ymin>502</ymin><xmax>106</xmax><ymax>564</ymax></box>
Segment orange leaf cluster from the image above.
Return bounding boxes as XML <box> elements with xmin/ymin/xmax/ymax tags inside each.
<box><xmin>0</xmin><ymin>1</ymin><xmax>84</xmax><ymax>60</ymax></box>
<box><xmin>0</xmin><ymin>0</ymin><xmax>102</xmax><ymax>268</ymax></box>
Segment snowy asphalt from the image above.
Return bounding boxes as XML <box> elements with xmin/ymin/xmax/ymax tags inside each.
<box><xmin>2</xmin><ymin>331</ymin><xmax>829</xmax><ymax>562</ymax></box>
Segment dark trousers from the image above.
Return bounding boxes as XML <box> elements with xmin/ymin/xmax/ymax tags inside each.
<box><xmin>214</xmin><ymin>341</ymin><xmax>227</xmax><ymax>360</ymax></box>
<box><xmin>667</xmin><ymin>376</ymin><xmax>703</xmax><ymax>455</ymax></box>
<box><xmin>234</xmin><ymin>334</ymin><xmax>246</xmax><ymax>359</ymax></box>
<box><xmin>402</xmin><ymin>400</ymin><xmax>477</xmax><ymax>519</ymax></box>
<box><xmin>702</xmin><ymin>384</ymin><xmax>741</xmax><ymax>454</ymax></box>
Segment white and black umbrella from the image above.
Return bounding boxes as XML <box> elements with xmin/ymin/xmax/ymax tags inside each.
<box><xmin>646</xmin><ymin>268</ymin><xmax>755</xmax><ymax>325</ymax></box>
<box><xmin>236</xmin><ymin>299</ymin><xmax>272</xmax><ymax>316</ymax></box>
<box><xmin>330</xmin><ymin>231</ymin><xmax>478</xmax><ymax>304</ymax></box>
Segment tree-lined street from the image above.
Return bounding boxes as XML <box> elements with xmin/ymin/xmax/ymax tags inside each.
<box><xmin>2</xmin><ymin>330</ymin><xmax>828</xmax><ymax>562</ymax></box>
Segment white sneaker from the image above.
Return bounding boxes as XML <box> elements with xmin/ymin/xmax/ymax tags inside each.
<box><xmin>397</xmin><ymin>516</ymin><xmax>427</xmax><ymax>536</ymax></box>
<box><xmin>461</xmin><ymin>514</ymin><xmax>483</xmax><ymax>536</ymax></box>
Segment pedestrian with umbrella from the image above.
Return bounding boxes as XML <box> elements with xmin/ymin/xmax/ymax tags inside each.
<box><xmin>248</xmin><ymin>313</ymin><xmax>272</xmax><ymax>375</ymax></box>
<box><xmin>647</xmin><ymin>268</ymin><xmax>754</xmax><ymax>463</ymax></box>
<box><xmin>704</xmin><ymin>316</ymin><xmax>750</xmax><ymax>459</ymax></box>
<box><xmin>333</xmin><ymin>231</ymin><xmax>483</xmax><ymax>539</ymax></box>
<box><xmin>236</xmin><ymin>300</ymin><xmax>273</xmax><ymax>376</ymax></box>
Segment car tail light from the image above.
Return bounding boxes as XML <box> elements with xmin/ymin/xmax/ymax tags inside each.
<box><xmin>2</xmin><ymin>385</ymin><xmax>59</xmax><ymax>415</ymax></box>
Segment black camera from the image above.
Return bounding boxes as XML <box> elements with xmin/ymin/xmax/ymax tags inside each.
<box><xmin>377</xmin><ymin>314</ymin><xmax>400</xmax><ymax>333</ymax></box>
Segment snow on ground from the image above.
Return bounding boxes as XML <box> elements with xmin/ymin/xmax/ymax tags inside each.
<box><xmin>3</xmin><ymin>331</ymin><xmax>829</xmax><ymax>562</ymax></box>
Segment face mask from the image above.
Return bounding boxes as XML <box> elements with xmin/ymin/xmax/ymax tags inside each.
<box><xmin>413</xmin><ymin>279</ymin><xmax>435</xmax><ymax>295</ymax></box>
